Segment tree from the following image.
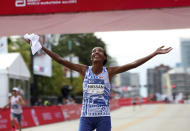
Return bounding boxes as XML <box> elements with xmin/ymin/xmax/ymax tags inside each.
<box><xmin>37</xmin><ymin>60</ymin><xmax>68</xmax><ymax>96</ymax></box>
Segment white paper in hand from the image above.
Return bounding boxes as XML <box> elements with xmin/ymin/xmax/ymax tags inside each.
<box><xmin>24</xmin><ymin>33</ymin><xmax>42</xmax><ymax>55</ymax></box>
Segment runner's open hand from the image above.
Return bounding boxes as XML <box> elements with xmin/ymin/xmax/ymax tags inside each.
<box><xmin>155</xmin><ymin>46</ymin><xmax>172</xmax><ymax>55</ymax></box>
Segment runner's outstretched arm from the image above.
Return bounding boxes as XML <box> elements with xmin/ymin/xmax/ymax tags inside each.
<box><xmin>24</xmin><ymin>39</ymin><xmax>87</xmax><ymax>76</ymax></box>
<box><xmin>108</xmin><ymin>46</ymin><xmax>172</xmax><ymax>78</ymax></box>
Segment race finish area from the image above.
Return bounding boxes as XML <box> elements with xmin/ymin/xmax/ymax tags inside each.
<box><xmin>23</xmin><ymin>104</ymin><xmax>190</xmax><ymax>131</ymax></box>
<box><xmin>1</xmin><ymin>1</ymin><xmax>190</xmax><ymax>131</ymax></box>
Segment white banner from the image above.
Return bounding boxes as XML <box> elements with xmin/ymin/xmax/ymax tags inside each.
<box><xmin>0</xmin><ymin>37</ymin><xmax>8</xmax><ymax>54</ymax></box>
<box><xmin>33</xmin><ymin>35</ymin><xmax>52</xmax><ymax>77</ymax></box>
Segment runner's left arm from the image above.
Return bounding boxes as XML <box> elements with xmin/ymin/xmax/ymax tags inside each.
<box><xmin>108</xmin><ymin>46</ymin><xmax>172</xmax><ymax>80</ymax></box>
<box><xmin>19</xmin><ymin>96</ymin><xmax>25</xmax><ymax>106</ymax></box>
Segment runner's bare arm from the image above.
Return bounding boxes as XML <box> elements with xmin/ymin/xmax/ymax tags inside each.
<box><xmin>24</xmin><ymin>38</ymin><xmax>88</xmax><ymax>76</ymax></box>
<box><xmin>108</xmin><ymin>46</ymin><xmax>172</xmax><ymax>79</ymax></box>
<box><xmin>41</xmin><ymin>45</ymin><xmax>87</xmax><ymax>75</ymax></box>
<box><xmin>19</xmin><ymin>96</ymin><xmax>25</xmax><ymax>106</ymax></box>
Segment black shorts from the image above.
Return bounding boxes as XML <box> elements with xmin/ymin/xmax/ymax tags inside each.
<box><xmin>11</xmin><ymin>112</ymin><xmax>22</xmax><ymax>123</ymax></box>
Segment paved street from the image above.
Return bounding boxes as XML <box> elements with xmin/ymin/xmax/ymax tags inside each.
<box><xmin>23</xmin><ymin>104</ymin><xmax>190</xmax><ymax>131</ymax></box>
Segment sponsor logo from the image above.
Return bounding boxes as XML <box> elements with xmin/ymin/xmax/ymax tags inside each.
<box><xmin>15</xmin><ymin>0</ymin><xmax>77</xmax><ymax>7</ymax></box>
<box><xmin>31</xmin><ymin>109</ymin><xmax>39</xmax><ymax>126</ymax></box>
<box><xmin>98</xmin><ymin>76</ymin><xmax>104</xmax><ymax>79</ymax></box>
<box><xmin>42</xmin><ymin>112</ymin><xmax>52</xmax><ymax>120</ymax></box>
<box><xmin>15</xmin><ymin>0</ymin><xmax>26</xmax><ymax>7</ymax></box>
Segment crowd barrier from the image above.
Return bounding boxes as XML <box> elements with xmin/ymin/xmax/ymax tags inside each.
<box><xmin>0</xmin><ymin>98</ymin><xmax>164</xmax><ymax>131</ymax></box>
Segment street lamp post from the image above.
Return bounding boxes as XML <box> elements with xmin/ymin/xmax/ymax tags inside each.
<box><xmin>68</xmin><ymin>40</ymin><xmax>73</xmax><ymax>85</ymax></box>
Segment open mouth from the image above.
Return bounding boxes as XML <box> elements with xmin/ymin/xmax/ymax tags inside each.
<box><xmin>94</xmin><ymin>56</ymin><xmax>100</xmax><ymax>58</ymax></box>
<box><xmin>94</xmin><ymin>54</ymin><xmax>101</xmax><ymax>58</ymax></box>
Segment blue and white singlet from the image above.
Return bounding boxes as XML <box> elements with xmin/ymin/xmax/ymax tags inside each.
<box><xmin>81</xmin><ymin>66</ymin><xmax>111</xmax><ymax>117</ymax></box>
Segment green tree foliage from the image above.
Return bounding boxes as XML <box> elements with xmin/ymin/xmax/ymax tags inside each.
<box><xmin>37</xmin><ymin>61</ymin><xmax>69</xmax><ymax>96</ymax></box>
<box><xmin>52</xmin><ymin>33</ymin><xmax>111</xmax><ymax>66</ymax></box>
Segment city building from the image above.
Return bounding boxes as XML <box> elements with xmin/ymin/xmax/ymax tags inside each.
<box><xmin>120</xmin><ymin>72</ymin><xmax>131</xmax><ymax>86</ymax></box>
<box><xmin>147</xmin><ymin>68</ymin><xmax>155</xmax><ymax>96</ymax></box>
<box><xmin>147</xmin><ymin>64</ymin><xmax>171</xmax><ymax>97</ymax></box>
<box><xmin>120</xmin><ymin>72</ymin><xmax>140</xmax><ymax>97</ymax></box>
<box><xmin>162</xmin><ymin>68</ymin><xmax>190</xmax><ymax>101</ymax></box>
<box><xmin>180</xmin><ymin>38</ymin><xmax>190</xmax><ymax>71</ymax></box>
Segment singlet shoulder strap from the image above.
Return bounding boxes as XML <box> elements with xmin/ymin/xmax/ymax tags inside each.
<box><xmin>84</xmin><ymin>66</ymin><xmax>90</xmax><ymax>79</ymax></box>
<box><xmin>103</xmin><ymin>66</ymin><xmax>106</xmax><ymax>71</ymax></box>
<box><xmin>87</xmin><ymin>66</ymin><xmax>91</xmax><ymax>73</ymax></box>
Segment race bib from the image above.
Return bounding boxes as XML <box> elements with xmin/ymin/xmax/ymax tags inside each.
<box><xmin>87</xmin><ymin>79</ymin><xmax>104</xmax><ymax>94</ymax></box>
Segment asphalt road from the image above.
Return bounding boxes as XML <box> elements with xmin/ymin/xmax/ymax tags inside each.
<box><xmin>23</xmin><ymin>104</ymin><xmax>190</xmax><ymax>131</ymax></box>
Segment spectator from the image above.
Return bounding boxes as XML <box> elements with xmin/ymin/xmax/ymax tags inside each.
<box><xmin>61</xmin><ymin>85</ymin><xmax>70</xmax><ymax>104</ymax></box>
<box><xmin>44</xmin><ymin>100</ymin><xmax>50</xmax><ymax>106</ymax></box>
<box><xmin>35</xmin><ymin>98</ymin><xmax>43</xmax><ymax>106</ymax></box>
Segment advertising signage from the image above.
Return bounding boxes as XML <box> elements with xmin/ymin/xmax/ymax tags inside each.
<box><xmin>1</xmin><ymin>0</ymin><xmax>190</xmax><ymax>15</ymax></box>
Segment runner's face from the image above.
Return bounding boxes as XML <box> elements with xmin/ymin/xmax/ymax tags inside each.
<box><xmin>12</xmin><ymin>90</ymin><xmax>18</xmax><ymax>96</ymax></box>
<box><xmin>12</xmin><ymin>90</ymin><xmax>16</xmax><ymax>96</ymax></box>
<box><xmin>91</xmin><ymin>47</ymin><xmax>106</xmax><ymax>64</ymax></box>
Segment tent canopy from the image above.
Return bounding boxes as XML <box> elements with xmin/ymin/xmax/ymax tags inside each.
<box><xmin>0</xmin><ymin>53</ymin><xmax>30</xmax><ymax>80</ymax></box>
<box><xmin>0</xmin><ymin>7</ymin><xmax>190</xmax><ymax>36</ymax></box>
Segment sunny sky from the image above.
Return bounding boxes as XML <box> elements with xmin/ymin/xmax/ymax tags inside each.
<box><xmin>95</xmin><ymin>29</ymin><xmax>190</xmax><ymax>86</ymax></box>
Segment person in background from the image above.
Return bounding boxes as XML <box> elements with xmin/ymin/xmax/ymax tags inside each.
<box><xmin>61</xmin><ymin>85</ymin><xmax>70</xmax><ymax>104</ymax></box>
<box><xmin>3</xmin><ymin>87</ymin><xmax>25</xmax><ymax>131</ymax></box>
<box><xmin>139</xmin><ymin>96</ymin><xmax>143</xmax><ymax>108</ymax></box>
<box><xmin>132</xmin><ymin>97</ymin><xmax>137</xmax><ymax>111</ymax></box>
<box><xmin>44</xmin><ymin>100</ymin><xmax>50</xmax><ymax>106</ymax></box>
<box><xmin>35</xmin><ymin>98</ymin><xmax>43</xmax><ymax>106</ymax></box>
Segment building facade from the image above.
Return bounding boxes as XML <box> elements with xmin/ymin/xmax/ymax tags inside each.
<box><xmin>120</xmin><ymin>72</ymin><xmax>140</xmax><ymax>97</ymax></box>
<box><xmin>147</xmin><ymin>64</ymin><xmax>171</xmax><ymax>96</ymax></box>
<box><xmin>162</xmin><ymin>68</ymin><xmax>190</xmax><ymax>100</ymax></box>
<box><xmin>180</xmin><ymin>38</ymin><xmax>190</xmax><ymax>71</ymax></box>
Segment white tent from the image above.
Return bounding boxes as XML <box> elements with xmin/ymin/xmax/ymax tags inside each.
<box><xmin>0</xmin><ymin>53</ymin><xmax>30</xmax><ymax>107</ymax></box>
